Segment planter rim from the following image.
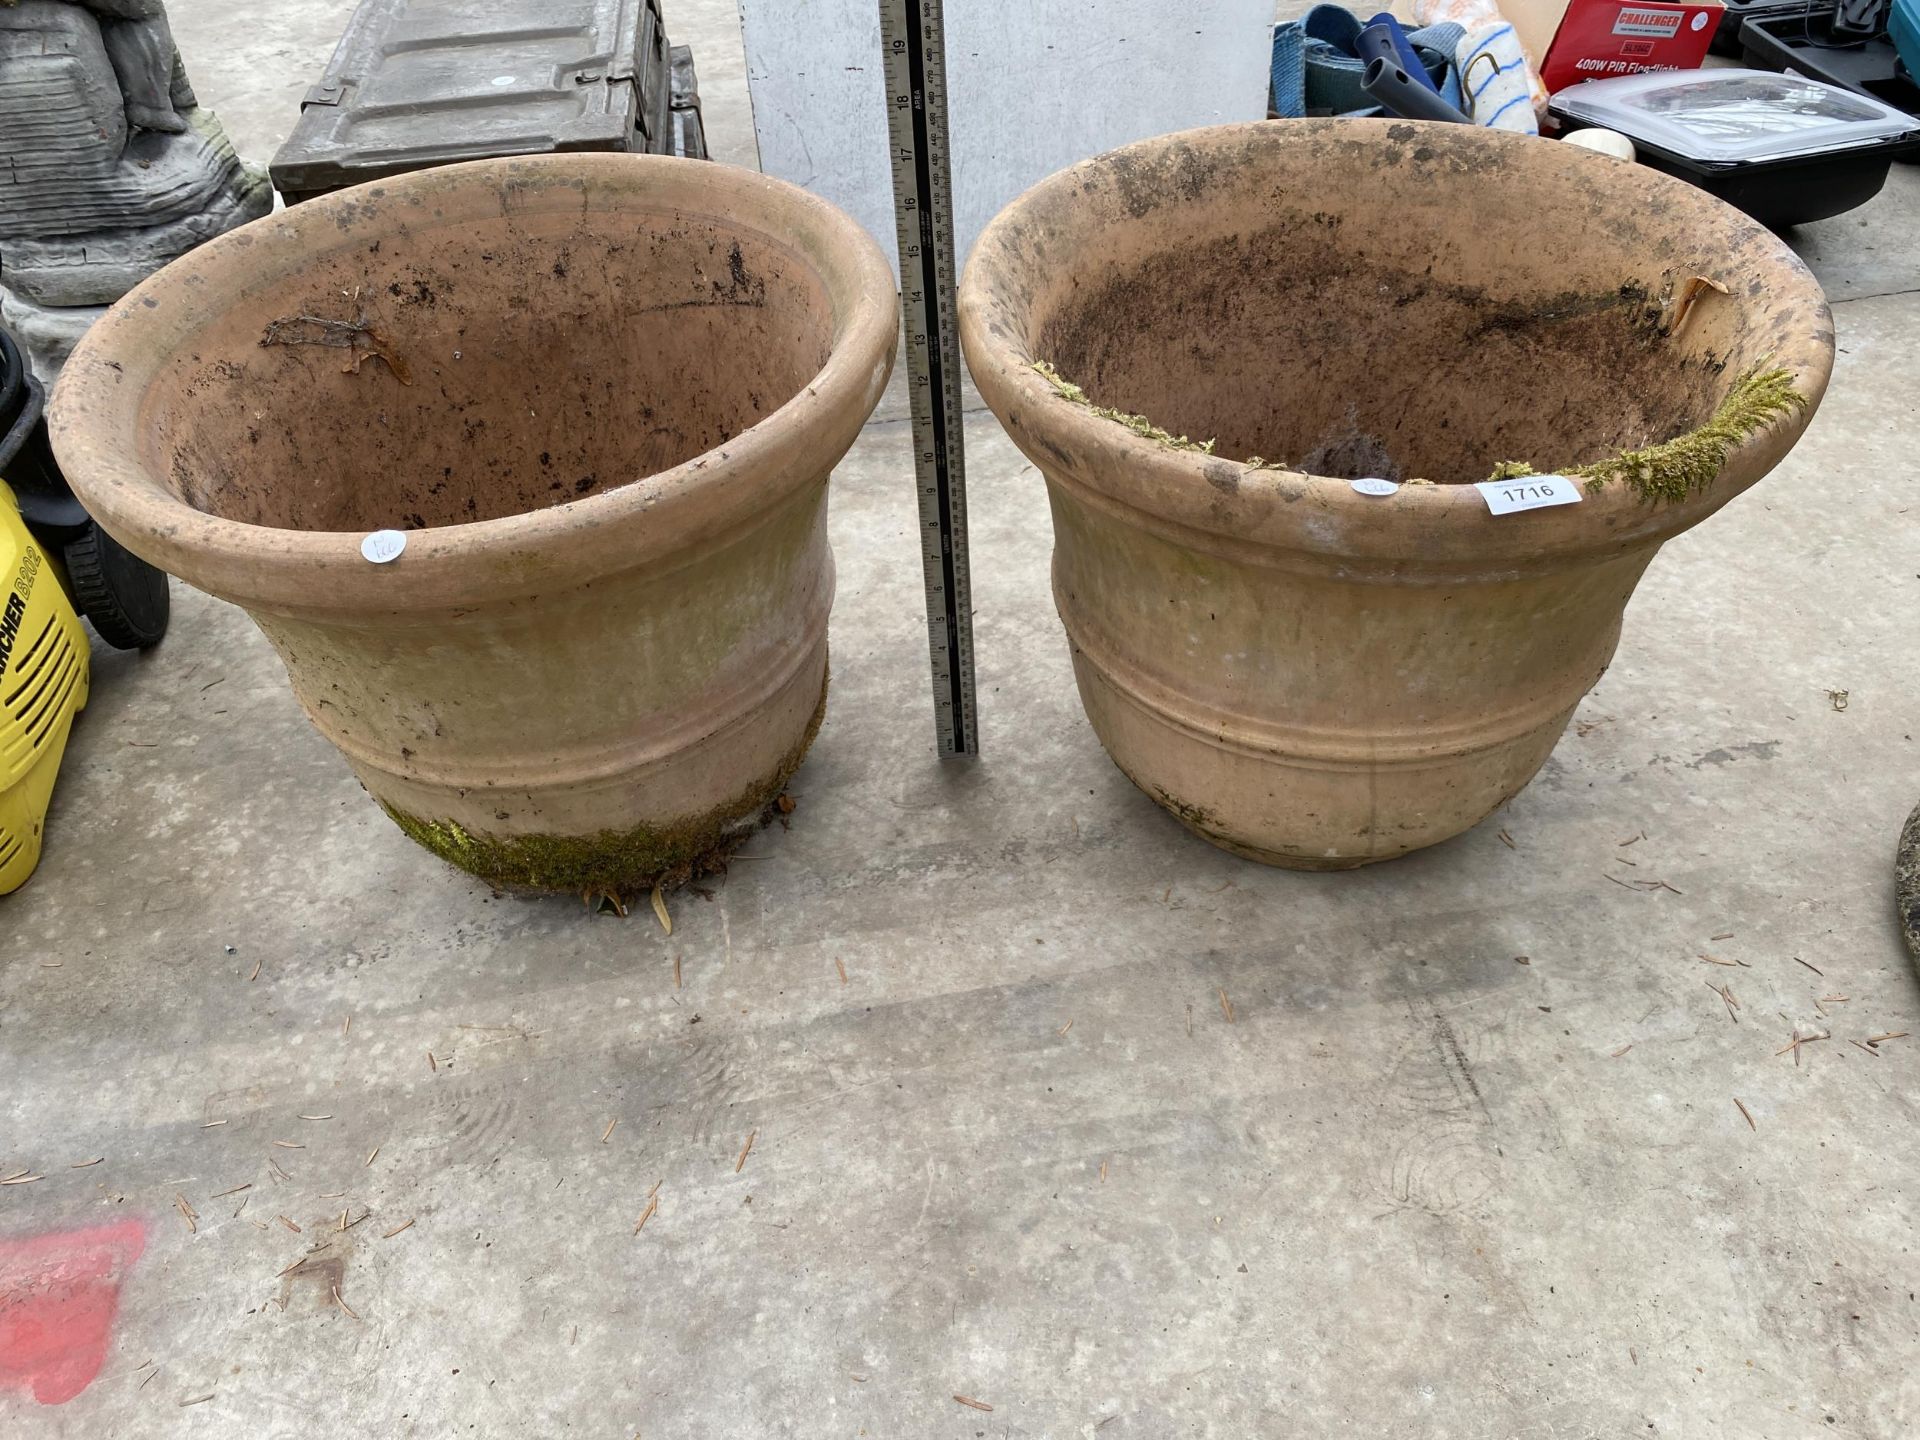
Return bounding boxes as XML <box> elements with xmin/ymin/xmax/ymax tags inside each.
<box><xmin>958</xmin><ymin>119</ymin><xmax>1835</xmax><ymax>569</ymax></box>
<box><xmin>48</xmin><ymin>153</ymin><xmax>899</xmax><ymax>615</ymax></box>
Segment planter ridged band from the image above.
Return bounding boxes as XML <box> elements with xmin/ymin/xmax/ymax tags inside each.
<box><xmin>959</xmin><ymin>120</ymin><xmax>1833</xmax><ymax>868</ymax></box>
<box><xmin>51</xmin><ymin>154</ymin><xmax>898</xmax><ymax>894</ymax></box>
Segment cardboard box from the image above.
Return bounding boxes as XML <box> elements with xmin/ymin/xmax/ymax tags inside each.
<box><xmin>1539</xmin><ymin>0</ymin><xmax>1723</xmax><ymax>94</ymax></box>
<box><xmin>1504</xmin><ymin>0</ymin><xmax>1577</xmax><ymax>69</ymax></box>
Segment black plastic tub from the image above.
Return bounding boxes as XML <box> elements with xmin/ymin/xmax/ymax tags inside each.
<box><xmin>1711</xmin><ymin>0</ymin><xmax>1827</xmax><ymax>54</ymax></box>
<box><xmin>1550</xmin><ymin>68</ymin><xmax>1920</xmax><ymax>228</ymax></box>
<box><xmin>1602</xmin><ymin>133</ymin><xmax>1913</xmax><ymax>224</ymax></box>
<box><xmin>1741</xmin><ymin>12</ymin><xmax>1920</xmax><ymax>117</ymax></box>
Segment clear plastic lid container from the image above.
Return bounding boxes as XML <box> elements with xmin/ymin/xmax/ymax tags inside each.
<box><xmin>1551</xmin><ymin>68</ymin><xmax>1919</xmax><ymax>162</ymax></box>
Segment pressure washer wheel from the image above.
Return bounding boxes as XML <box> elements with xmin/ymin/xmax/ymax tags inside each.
<box><xmin>64</xmin><ymin>522</ymin><xmax>170</xmax><ymax>650</ymax></box>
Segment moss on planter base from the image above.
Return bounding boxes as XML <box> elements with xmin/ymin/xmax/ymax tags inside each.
<box><xmin>379</xmin><ymin>677</ymin><xmax>828</xmax><ymax>898</ymax></box>
<box><xmin>380</xmin><ymin>800</ymin><xmax>771</xmax><ymax>898</ymax></box>
<box><xmin>1490</xmin><ymin>365</ymin><xmax>1806</xmax><ymax>503</ymax></box>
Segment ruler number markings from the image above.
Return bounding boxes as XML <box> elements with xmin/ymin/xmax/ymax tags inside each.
<box><xmin>881</xmin><ymin>0</ymin><xmax>977</xmax><ymax>756</ymax></box>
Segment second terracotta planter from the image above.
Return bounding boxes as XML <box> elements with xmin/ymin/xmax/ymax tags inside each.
<box><xmin>52</xmin><ymin>154</ymin><xmax>897</xmax><ymax>895</ymax></box>
<box><xmin>960</xmin><ymin>120</ymin><xmax>1833</xmax><ymax>868</ymax></box>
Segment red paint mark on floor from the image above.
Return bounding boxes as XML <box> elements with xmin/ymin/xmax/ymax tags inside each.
<box><xmin>0</xmin><ymin>1219</ymin><xmax>146</xmax><ymax>1405</ymax></box>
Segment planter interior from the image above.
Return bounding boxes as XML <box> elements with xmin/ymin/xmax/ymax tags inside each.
<box><xmin>1036</xmin><ymin>221</ymin><xmax>1727</xmax><ymax>487</ymax></box>
<box><xmin>149</xmin><ymin>217</ymin><xmax>833</xmax><ymax>532</ymax></box>
<box><xmin>1025</xmin><ymin>141</ymin><xmax>1785</xmax><ymax>486</ymax></box>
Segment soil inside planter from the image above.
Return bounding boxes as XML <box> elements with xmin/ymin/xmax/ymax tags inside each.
<box><xmin>1033</xmin><ymin>219</ymin><xmax>1728</xmax><ymax>485</ymax></box>
<box><xmin>143</xmin><ymin>220</ymin><xmax>834</xmax><ymax>531</ymax></box>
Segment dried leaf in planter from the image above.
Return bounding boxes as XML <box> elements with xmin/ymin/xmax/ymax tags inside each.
<box><xmin>1665</xmin><ymin>274</ymin><xmax>1729</xmax><ymax>338</ymax></box>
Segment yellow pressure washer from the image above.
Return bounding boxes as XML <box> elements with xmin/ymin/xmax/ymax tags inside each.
<box><xmin>1</xmin><ymin>326</ymin><xmax>169</xmax><ymax>893</ymax></box>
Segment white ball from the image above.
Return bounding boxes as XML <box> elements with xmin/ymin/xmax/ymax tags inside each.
<box><xmin>1563</xmin><ymin>128</ymin><xmax>1637</xmax><ymax>162</ymax></box>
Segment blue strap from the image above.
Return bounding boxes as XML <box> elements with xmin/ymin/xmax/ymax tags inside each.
<box><xmin>1271</xmin><ymin>14</ymin><xmax>1467</xmax><ymax>118</ymax></box>
<box><xmin>1269</xmin><ymin>21</ymin><xmax>1307</xmax><ymax>118</ymax></box>
<box><xmin>1410</xmin><ymin>20</ymin><xmax>1468</xmax><ymax>111</ymax></box>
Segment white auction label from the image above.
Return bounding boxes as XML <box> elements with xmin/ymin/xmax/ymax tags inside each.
<box><xmin>361</xmin><ymin>529</ymin><xmax>408</xmax><ymax>564</ymax></box>
<box><xmin>1350</xmin><ymin>477</ymin><xmax>1399</xmax><ymax>497</ymax></box>
<box><xmin>1474</xmin><ymin>474</ymin><xmax>1584</xmax><ymax>515</ymax></box>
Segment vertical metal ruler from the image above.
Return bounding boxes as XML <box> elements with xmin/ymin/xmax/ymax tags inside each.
<box><xmin>879</xmin><ymin>0</ymin><xmax>978</xmax><ymax>757</ymax></box>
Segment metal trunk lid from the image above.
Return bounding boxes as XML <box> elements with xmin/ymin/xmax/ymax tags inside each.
<box><xmin>271</xmin><ymin>0</ymin><xmax>669</xmax><ymax>203</ymax></box>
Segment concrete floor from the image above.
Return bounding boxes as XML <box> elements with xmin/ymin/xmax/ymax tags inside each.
<box><xmin>5</xmin><ymin>3</ymin><xmax>1920</xmax><ymax>1436</ymax></box>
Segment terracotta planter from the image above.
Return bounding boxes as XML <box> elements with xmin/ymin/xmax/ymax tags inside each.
<box><xmin>960</xmin><ymin>120</ymin><xmax>1831</xmax><ymax>868</ymax></box>
<box><xmin>51</xmin><ymin>154</ymin><xmax>896</xmax><ymax>894</ymax></box>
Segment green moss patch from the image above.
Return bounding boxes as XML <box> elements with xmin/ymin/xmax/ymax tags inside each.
<box><xmin>1035</xmin><ymin>352</ymin><xmax>1803</xmax><ymax>506</ymax></box>
<box><xmin>381</xmin><ymin>801</ymin><xmax>768</xmax><ymax>900</ymax></box>
<box><xmin>380</xmin><ymin>675</ymin><xmax>827</xmax><ymax>900</ymax></box>
<box><xmin>1033</xmin><ymin>360</ymin><xmax>1217</xmax><ymax>455</ymax></box>
<box><xmin>1487</xmin><ymin>365</ymin><xmax>1805</xmax><ymax>504</ymax></box>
